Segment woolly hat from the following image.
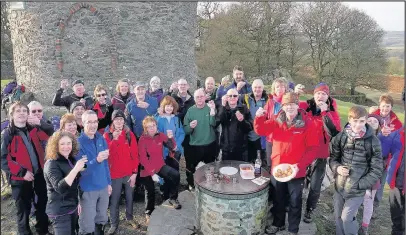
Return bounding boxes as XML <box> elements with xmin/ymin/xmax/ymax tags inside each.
<box><xmin>314</xmin><ymin>83</ymin><xmax>330</xmax><ymax>96</ymax></box>
<box><xmin>72</xmin><ymin>79</ymin><xmax>84</xmax><ymax>86</ymax></box>
<box><xmin>70</xmin><ymin>101</ymin><xmax>86</xmax><ymax>113</ymax></box>
<box><xmin>368</xmin><ymin>114</ymin><xmax>384</xmax><ymax>126</ymax></box>
<box><xmin>111</xmin><ymin>109</ymin><xmax>125</xmax><ymax>121</ymax></box>
<box><xmin>281</xmin><ymin>92</ymin><xmax>299</xmax><ymax>106</ymax></box>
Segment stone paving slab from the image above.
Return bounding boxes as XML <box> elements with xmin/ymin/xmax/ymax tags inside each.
<box><xmin>147</xmin><ymin>190</ymin><xmax>317</xmax><ymax>235</ymax></box>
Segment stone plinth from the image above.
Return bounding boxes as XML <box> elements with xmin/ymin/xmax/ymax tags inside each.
<box><xmin>194</xmin><ymin>161</ymin><xmax>271</xmax><ymax>235</ymax></box>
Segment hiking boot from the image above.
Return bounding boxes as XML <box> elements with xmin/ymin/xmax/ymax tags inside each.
<box><xmin>303</xmin><ymin>209</ymin><xmax>313</xmax><ymax>223</ymax></box>
<box><xmin>265</xmin><ymin>225</ymin><xmax>285</xmax><ymax>234</ymax></box>
<box><xmin>107</xmin><ymin>225</ymin><xmax>117</xmax><ymax>235</ymax></box>
<box><xmin>168</xmin><ymin>199</ymin><xmax>182</xmax><ymax>209</ymax></box>
<box><xmin>359</xmin><ymin>226</ymin><xmax>369</xmax><ymax>235</ymax></box>
<box><xmin>125</xmin><ymin>217</ymin><xmax>140</xmax><ymax>229</ymax></box>
<box><xmin>94</xmin><ymin>223</ymin><xmax>105</xmax><ymax>235</ymax></box>
<box><xmin>188</xmin><ymin>185</ymin><xmax>195</xmax><ymax>192</ymax></box>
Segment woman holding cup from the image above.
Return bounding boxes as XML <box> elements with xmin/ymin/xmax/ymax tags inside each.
<box><xmin>44</xmin><ymin>131</ymin><xmax>87</xmax><ymax>235</ymax></box>
<box><xmin>138</xmin><ymin>116</ymin><xmax>182</xmax><ymax>224</ymax></box>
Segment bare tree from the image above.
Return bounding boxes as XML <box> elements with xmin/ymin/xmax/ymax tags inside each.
<box><xmin>296</xmin><ymin>2</ymin><xmax>349</xmax><ymax>83</ymax></box>
<box><xmin>330</xmin><ymin>8</ymin><xmax>387</xmax><ymax>94</ymax></box>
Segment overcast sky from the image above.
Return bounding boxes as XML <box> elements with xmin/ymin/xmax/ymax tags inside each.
<box><xmin>215</xmin><ymin>2</ymin><xmax>405</xmax><ymax>31</ymax></box>
<box><xmin>343</xmin><ymin>2</ymin><xmax>404</xmax><ymax>31</ymax></box>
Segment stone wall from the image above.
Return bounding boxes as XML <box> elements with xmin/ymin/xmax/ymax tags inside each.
<box><xmin>7</xmin><ymin>2</ymin><xmax>198</xmax><ymax>104</ymax></box>
<box><xmin>195</xmin><ymin>187</ymin><xmax>268</xmax><ymax>235</ymax></box>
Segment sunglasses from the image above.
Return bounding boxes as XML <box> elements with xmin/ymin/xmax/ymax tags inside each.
<box><xmin>228</xmin><ymin>95</ymin><xmax>238</xmax><ymax>98</ymax></box>
<box><xmin>31</xmin><ymin>109</ymin><xmax>43</xmax><ymax>114</ymax></box>
<box><xmin>96</xmin><ymin>93</ymin><xmax>107</xmax><ymax>97</ymax></box>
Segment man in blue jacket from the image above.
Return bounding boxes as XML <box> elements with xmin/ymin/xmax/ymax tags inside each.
<box><xmin>126</xmin><ymin>81</ymin><xmax>158</xmax><ymax>139</ymax></box>
<box><xmin>76</xmin><ymin>110</ymin><xmax>112</xmax><ymax>235</ymax></box>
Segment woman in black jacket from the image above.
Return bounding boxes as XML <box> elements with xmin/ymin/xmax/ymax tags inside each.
<box><xmin>44</xmin><ymin>131</ymin><xmax>87</xmax><ymax>235</ymax></box>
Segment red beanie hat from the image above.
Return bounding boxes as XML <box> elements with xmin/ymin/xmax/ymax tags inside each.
<box><xmin>314</xmin><ymin>83</ymin><xmax>330</xmax><ymax>96</ymax></box>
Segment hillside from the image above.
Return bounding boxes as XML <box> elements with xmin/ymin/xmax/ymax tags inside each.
<box><xmin>383</xmin><ymin>31</ymin><xmax>404</xmax><ymax>60</ymax></box>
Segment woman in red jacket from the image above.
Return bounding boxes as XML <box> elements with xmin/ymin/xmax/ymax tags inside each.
<box><xmin>298</xmin><ymin>83</ymin><xmax>341</xmax><ymax>223</ymax></box>
<box><xmin>254</xmin><ymin>92</ymin><xmax>320</xmax><ymax>235</ymax></box>
<box><xmin>138</xmin><ymin>116</ymin><xmax>181</xmax><ymax>224</ymax></box>
<box><xmin>103</xmin><ymin>110</ymin><xmax>139</xmax><ymax>234</ymax></box>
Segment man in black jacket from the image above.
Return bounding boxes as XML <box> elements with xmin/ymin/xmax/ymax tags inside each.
<box><xmin>52</xmin><ymin>79</ymin><xmax>93</xmax><ymax>111</ymax></box>
<box><xmin>329</xmin><ymin>106</ymin><xmax>382</xmax><ymax>235</ymax></box>
<box><xmin>217</xmin><ymin>88</ymin><xmax>252</xmax><ymax>161</ymax></box>
<box><xmin>1</xmin><ymin>102</ymin><xmax>54</xmax><ymax>235</ymax></box>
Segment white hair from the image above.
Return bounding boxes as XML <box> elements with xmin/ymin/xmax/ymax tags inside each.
<box><xmin>82</xmin><ymin>110</ymin><xmax>97</xmax><ymax>123</ymax></box>
<box><xmin>193</xmin><ymin>88</ymin><xmax>205</xmax><ymax>97</ymax></box>
<box><xmin>205</xmin><ymin>77</ymin><xmax>215</xmax><ymax>83</ymax></box>
<box><xmin>226</xmin><ymin>88</ymin><xmax>238</xmax><ymax>95</ymax></box>
<box><xmin>150</xmin><ymin>76</ymin><xmax>160</xmax><ymax>82</ymax></box>
<box><xmin>252</xmin><ymin>79</ymin><xmax>264</xmax><ymax>88</ymax></box>
<box><xmin>27</xmin><ymin>101</ymin><xmax>43</xmax><ymax>110</ymax></box>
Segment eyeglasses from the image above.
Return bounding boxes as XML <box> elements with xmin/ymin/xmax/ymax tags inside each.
<box><xmin>228</xmin><ymin>95</ymin><xmax>238</xmax><ymax>98</ymax></box>
<box><xmin>96</xmin><ymin>93</ymin><xmax>107</xmax><ymax>97</ymax></box>
<box><xmin>31</xmin><ymin>109</ymin><xmax>43</xmax><ymax>114</ymax></box>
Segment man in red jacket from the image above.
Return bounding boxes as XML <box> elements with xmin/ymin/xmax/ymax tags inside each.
<box><xmin>1</xmin><ymin>101</ymin><xmax>54</xmax><ymax>235</ymax></box>
<box><xmin>254</xmin><ymin>92</ymin><xmax>319</xmax><ymax>235</ymax></box>
<box><xmin>299</xmin><ymin>83</ymin><xmax>341</xmax><ymax>223</ymax></box>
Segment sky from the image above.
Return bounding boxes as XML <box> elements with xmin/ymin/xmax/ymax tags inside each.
<box><xmin>214</xmin><ymin>2</ymin><xmax>405</xmax><ymax>31</ymax></box>
<box><xmin>343</xmin><ymin>2</ymin><xmax>405</xmax><ymax>31</ymax></box>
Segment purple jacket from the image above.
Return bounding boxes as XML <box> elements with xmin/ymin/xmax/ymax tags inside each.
<box><xmin>380</xmin><ymin>128</ymin><xmax>405</xmax><ymax>189</ymax></box>
<box><xmin>147</xmin><ymin>88</ymin><xmax>164</xmax><ymax>105</ymax></box>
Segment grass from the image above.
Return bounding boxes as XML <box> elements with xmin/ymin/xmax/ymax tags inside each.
<box><xmin>1</xmin><ymin>79</ymin><xmax>12</xmax><ymax>89</ymax></box>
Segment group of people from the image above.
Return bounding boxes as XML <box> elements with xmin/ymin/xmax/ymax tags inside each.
<box><xmin>1</xmin><ymin>65</ymin><xmax>404</xmax><ymax>235</ymax></box>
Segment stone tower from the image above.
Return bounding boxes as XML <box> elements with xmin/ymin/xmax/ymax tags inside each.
<box><xmin>7</xmin><ymin>2</ymin><xmax>198</xmax><ymax>104</ymax></box>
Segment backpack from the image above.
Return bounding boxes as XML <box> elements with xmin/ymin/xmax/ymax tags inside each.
<box><xmin>2</xmin><ymin>81</ymin><xmax>17</xmax><ymax>96</ymax></box>
<box><xmin>1</xmin><ymin>119</ymin><xmax>9</xmax><ymax>132</ymax></box>
<box><xmin>108</xmin><ymin>131</ymin><xmax>131</xmax><ymax>145</ymax></box>
<box><xmin>50</xmin><ymin>116</ymin><xmax>61</xmax><ymax>131</ymax></box>
<box><xmin>9</xmin><ymin>84</ymin><xmax>26</xmax><ymax>103</ymax></box>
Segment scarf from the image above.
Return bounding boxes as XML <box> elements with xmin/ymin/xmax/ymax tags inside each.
<box><xmin>345</xmin><ymin>124</ymin><xmax>366</xmax><ymax>140</ymax></box>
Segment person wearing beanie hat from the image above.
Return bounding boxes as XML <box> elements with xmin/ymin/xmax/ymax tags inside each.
<box><xmin>358</xmin><ymin>112</ymin><xmax>386</xmax><ymax>234</ymax></box>
<box><xmin>52</xmin><ymin>78</ymin><xmax>93</xmax><ymax>111</ymax></box>
<box><xmin>111</xmin><ymin>109</ymin><xmax>125</xmax><ymax>121</ymax></box>
<box><xmin>298</xmin><ymin>82</ymin><xmax>341</xmax><ymax>224</ymax></box>
<box><xmin>70</xmin><ymin>101</ymin><xmax>86</xmax><ymax>133</ymax></box>
<box><xmin>254</xmin><ymin>92</ymin><xmax>320</xmax><ymax>235</ymax></box>
<box><xmin>103</xmin><ymin>108</ymin><xmax>139</xmax><ymax>233</ymax></box>
<box><xmin>313</xmin><ymin>82</ymin><xmax>330</xmax><ymax>96</ymax></box>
